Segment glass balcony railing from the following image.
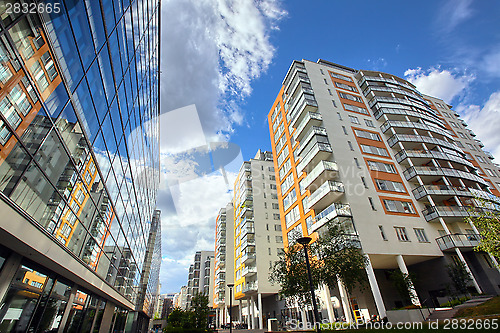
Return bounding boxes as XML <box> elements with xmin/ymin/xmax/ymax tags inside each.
<box><xmin>368</xmin><ymin>96</ymin><xmax>430</xmax><ymax>113</ymax></box>
<box><xmin>243</xmin><ymin>282</ymin><xmax>258</xmax><ymax>293</ymax></box>
<box><xmin>436</xmin><ymin>233</ymin><xmax>481</xmax><ymax>252</ymax></box>
<box><xmin>308</xmin><ymin>203</ymin><xmax>352</xmax><ymax>234</ymax></box>
<box><xmin>422</xmin><ymin>205</ymin><xmax>487</xmax><ymax>222</ymax></box>
<box><xmin>292</xmin><ymin>111</ymin><xmax>323</xmax><ymax>141</ymax></box>
<box><xmin>387</xmin><ymin>134</ymin><xmax>463</xmax><ymax>154</ymax></box>
<box><xmin>412</xmin><ymin>185</ymin><xmax>472</xmax><ymax>200</ymax></box>
<box><xmin>242</xmin><ymin>266</ymin><xmax>257</xmax><ymax>277</ymax></box>
<box><xmin>373</xmin><ymin>106</ymin><xmax>441</xmax><ymax>125</ymax></box>
<box><xmin>302</xmin><ymin>160</ymin><xmax>339</xmax><ymax>191</ymax></box>
<box><xmin>306</xmin><ymin>180</ymin><xmax>345</xmax><ymax>211</ymax></box>
<box><xmin>381</xmin><ymin>120</ymin><xmax>453</xmax><ymax>139</ymax></box>
<box><xmin>296</xmin><ymin>142</ymin><xmax>333</xmax><ymax>174</ymax></box>
<box><xmin>403</xmin><ymin>166</ymin><xmax>489</xmax><ymax>186</ymax></box>
<box><xmin>394</xmin><ymin>149</ymin><xmax>474</xmax><ymax>168</ymax></box>
<box><xmin>296</xmin><ymin>127</ymin><xmax>328</xmax><ymax>155</ymax></box>
<box><xmin>289</xmin><ymin>94</ymin><xmax>318</xmax><ymax>127</ymax></box>
<box><xmin>241</xmin><ymin>252</ymin><xmax>256</xmax><ymax>263</ymax></box>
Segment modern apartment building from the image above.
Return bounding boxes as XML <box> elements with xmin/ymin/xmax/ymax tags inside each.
<box><xmin>232</xmin><ymin>150</ymin><xmax>285</xmax><ymax>329</ymax></box>
<box><xmin>0</xmin><ymin>1</ymin><xmax>160</xmax><ymax>332</ymax></box>
<box><xmin>268</xmin><ymin>59</ymin><xmax>500</xmax><ymax>322</ymax></box>
<box><xmin>213</xmin><ymin>203</ymin><xmax>236</xmax><ymax>327</ymax></box>
<box><xmin>186</xmin><ymin>251</ymin><xmax>215</xmax><ymax>309</ymax></box>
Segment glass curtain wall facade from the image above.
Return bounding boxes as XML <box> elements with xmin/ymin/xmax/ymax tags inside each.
<box><xmin>0</xmin><ymin>0</ymin><xmax>160</xmax><ymax>332</ymax></box>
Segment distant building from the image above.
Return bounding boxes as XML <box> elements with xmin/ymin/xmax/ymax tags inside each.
<box><xmin>186</xmin><ymin>251</ymin><xmax>215</xmax><ymax>308</ymax></box>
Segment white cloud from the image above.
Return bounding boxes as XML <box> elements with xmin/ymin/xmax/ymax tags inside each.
<box><xmin>404</xmin><ymin>67</ymin><xmax>474</xmax><ymax>104</ymax></box>
<box><xmin>437</xmin><ymin>0</ymin><xmax>473</xmax><ymax>33</ymax></box>
<box><xmin>458</xmin><ymin>91</ymin><xmax>500</xmax><ymax>161</ymax></box>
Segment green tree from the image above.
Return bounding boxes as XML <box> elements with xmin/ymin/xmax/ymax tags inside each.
<box><xmin>167</xmin><ymin>307</ymin><xmax>185</xmax><ymax>328</ymax></box>
<box><xmin>190</xmin><ymin>292</ymin><xmax>210</xmax><ymax>329</ymax></box>
<box><xmin>465</xmin><ymin>197</ymin><xmax>500</xmax><ymax>258</ymax></box>
<box><xmin>269</xmin><ymin>222</ymin><xmax>367</xmax><ymax>307</ymax></box>
<box><xmin>388</xmin><ymin>270</ymin><xmax>417</xmax><ymax>306</ymax></box>
<box><xmin>446</xmin><ymin>261</ymin><xmax>472</xmax><ymax>296</ymax></box>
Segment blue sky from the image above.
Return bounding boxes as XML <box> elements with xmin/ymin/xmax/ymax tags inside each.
<box><xmin>157</xmin><ymin>0</ymin><xmax>500</xmax><ymax>294</ymax></box>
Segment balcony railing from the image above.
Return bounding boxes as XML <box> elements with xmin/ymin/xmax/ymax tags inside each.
<box><xmin>306</xmin><ymin>180</ymin><xmax>345</xmax><ymax>211</ymax></box>
<box><xmin>292</xmin><ymin>111</ymin><xmax>323</xmax><ymax>141</ymax></box>
<box><xmin>412</xmin><ymin>185</ymin><xmax>472</xmax><ymax>200</ymax></box>
<box><xmin>243</xmin><ymin>282</ymin><xmax>258</xmax><ymax>293</ymax></box>
<box><xmin>240</xmin><ymin>224</ymin><xmax>255</xmax><ymax>237</ymax></box>
<box><xmin>296</xmin><ymin>142</ymin><xmax>333</xmax><ymax>174</ymax></box>
<box><xmin>422</xmin><ymin>206</ymin><xmax>487</xmax><ymax>222</ymax></box>
<box><xmin>242</xmin><ymin>266</ymin><xmax>257</xmax><ymax>277</ymax></box>
<box><xmin>308</xmin><ymin>203</ymin><xmax>352</xmax><ymax>234</ymax></box>
<box><xmin>387</xmin><ymin>134</ymin><xmax>463</xmax><ymax>154</ymax></box>
<box><xmin>241</xmin><ymin>252</ymin><xmax>256</xmax><ymax>263</ymax></box>
<box><xmin>368</xmin><ymin>96</ymin><xmax>430</xmax><ymax>112</ymax></box>
<box><xmin>436</xmin><ymin>233</ymin><xmax>481</xmax><ymax>252</ymax></box>
<box><xmin>403</xmin><ymin>166</ymin><xmax>490</xmax><ymax>186</ymax></box>
<box><xmin>380</xmin><ymin>120</ymin><xmax>453</xmax><ymax>139</ymax></box>
<box><xmin>394</xmin><ymin>149</ymin><xmax>474</xmax><ymax>168</ymax></box>
<box><xmin>302</xmin><ymin>160</ymin><xmax>339</xmax><ymax>191</ymax></box>
<box><xmin>296</xmin><ymin>127</ymin><xmax>328</xmax><ymax>155</ymax></box>
<box><xmin>372</xmin><ymin>106</ymin><xmax>441</xmax><ymax>125</ymax></box>
<box><xmin>241</xmin><ymin>236</ymin><xmax>256</xmax><ymax>248</ymax></box>
<box><xmin>289</xmin><ymin>94</ymin><xmax>319</xmax><ymax>127</ymax></box>
<box><xmin>360</xmin><ymin>75</ymin><xmax>418</xmax><ymax>93</ymax></box>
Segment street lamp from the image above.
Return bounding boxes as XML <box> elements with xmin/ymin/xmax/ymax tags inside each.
<box><xmin>297</xmin><ymin>236</ymin><xmax>321</xmax><ymax>333</ymax></box>
<box><xmin>227</xmin><ymin>284</ymin><xmax>234</xmax><ymax>333</ymax></box>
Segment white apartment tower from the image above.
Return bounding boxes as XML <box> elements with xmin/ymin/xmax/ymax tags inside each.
<box><xmin>268</xmin><ymin>59</ymin><xmax>500</xmax><ymax>322</ymax></box>
<box><xmin>233</xmin><ymin>150</ymin><xmax>286</xmax><ymax>329</ymax></box>
<box><xmin>186</xmin><ymin>251</ymin><xmax>215</xmax><ymax>309</ymax></box>
<box><xmin>213</xmin><ymin>203</ymin><xmax>236</xmax><ymax>327</ymax></box>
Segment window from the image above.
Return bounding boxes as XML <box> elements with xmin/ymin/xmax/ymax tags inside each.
<box><xmin>383</xmin><ymin>199</ymin><xmax>415</xmax><ymax>214</ymax></box>
<box><xmin>361</xmin><ymin>177</ymin><xmax>368</xmax><ymax>188</ymax></box>
<box><xmin>332</xmin><ymin>100</ymin><xmax>337</xmax><ymax>107</ymax></box>
<box><xmin>466</xmin><ymin>143</ymin><xmax>475</xmax><ymax>151</ymax></box>
<box><xmin>339</xmin><ymin>92</ymin><xmax>363</xmax><ymax>103</ymax></box>
<box><xmin>279</xmin><ymin>159</ymin><xmax>291</xmax><ymax>180</ymax></box>
<box><xmin>348</xmin><ymin>141</ymin><xmax>354</xmax><ymax>151</ymax></box>
<box><xmin>485</xmin><ymin>168</ymin><xmax>496</xmax><ymax>177</ymax></box>
<box><xmin>378</xmin><ymin>226</ymin><xmax>387</xmax><ymax>241</ymax></box>
<box><xmin>275</xmin><ymin>236</ymin><xmax>283</xmax><ymax>243</ymax></box>
<box><xmin>414</xmin><ymin>228</ymin><xmax>429</xmax><ymax>242</ymax></box>
<box><xmin>476</xmin><ymin>155</ymin><xmax>486</xmax><ymax>163</ymax></box>
<box><xmin>354</xmin><ymin>129</ymin><xmax>381</xmax><ymax>141</ymax></box>
<box><xmin>354</xmin><ymin>158</ymin><xmax>360</xmax><ymax>168</ymax></box>
<box><xmin>342</xmin><ymin>126</ymin><xmax>348</xmax><ymax>135</ymax></box>
<box><xmin>267</xmin><ymin>235</ymin><xmax>270</xmax><ymax>243</ymax></box>
<box><xmin>270</xmin><ymin>184</ymin><xmax>277</xmax><ymax>190</ymax></box>
<box><xmin>273</xmin><ymin>213</ymin><xmax>280</xmax><ymax>220</ymax></box>
<box><xmin>335</xmin><ymin>81</ymin><xmax>357</xmax><ymax>92</ymax></box>
<box><xmin>283</xmin><ymin>188</ymin><xmax>297</xmax><ymax>210</ymax></box>
<box><xmin>269</xmin><ymin>175</ymin><xmax>276</xmax><ymax>181</ymax></box>
<box><xmin>275</xmin><ymin>224</ymin><xmax>282</xmax><ymax>231</ymax></box>
<box><xmin>320</xmin><ymin>68</ymin><xmax>324</xmax><ymax>75</ymax></box>
<box><xmin>394</xmin><ymin>227</ymin><xmax>410</xmax><ymax>242</ymax></box>
<box><xmin>330</xmin><ymin>72</ymin><xmax>353</xmax><ymax>82</ymax></box>
<box><xmin>458</xmin><ymin>132</ymin><xmax>466</xmax><ymax>139</ymax></box>
<box><xmin>367</xmin><ymin>160</ymin><xmax>396</xmax><ymax>173</ymax></box>
<box><xmin>375</xmin><ymin>179</ymin><xmax>406</xmax><ymax>193</ymax></box>
<box><xmin>268</xmin><ymin>248</ymin><xmax>272</xmax><ymax>255</ymax></box>
<box><xmin>454</xmin><ymin>141</ymin><xmax>464</xmax><ymax>148</ymax></box>
<box><xmin>349</xmin><ymin>115</ymin><xmax>360</xmax><ymax>124</ymax></box>
<box><xmin>360</xmin><ymin>144</ymin><xmax>389</xmax><ymax>157</ymax></box>
<box><xmin>271</xmin><ymin>193</ymin><xmax>278</xmax><ymax>199</ymax></box>
<box><xmin>328</xmin><ymin>89</ymin><xmax>332</xmax><ymax>95</ymax></box>
<box><xmin>365</xmin><ymin>119</ymin><xmax>375</xmax><ymax>127</ymax></box>
<box><xmin>268</xmin><ymin>166</ymin><xmax>274</xmax><ymax>172</ymax></box>
<box><xmin>450</xmin><ymin>122</ymin><xmax>458</xmax><ymax>128</ymax></box>
<box><xmin>368</xmin><ymin>197</ymin><xmax>376</xmax><ymax>211</ymax></box>
<box><xmin>337</xmin><ymin>112</ymin><xmax>343</xmax><ymax>120</ymax></box>
<box><xmin>324</xmin><ymin>78</ymin><xmax>328</xmax><ymax>85</ymax></box>
<box><xmin>272</xmin><ymin>203</ymin><xmax>279</xmax><ymax>209</ymax></box>
<box><xmin>343</xmin><ymin>103</ymin><xmax>369</xmax><ymax>115</ymax></box>
<box><xmin>285</xmin><ymin>205</ymin><xmax>300</xmax><ymax>228</ymax></box>
<box><xmin>281</xmin><ymin>173</ymin><xmax>294</xmax><ymax>194</ymax></box>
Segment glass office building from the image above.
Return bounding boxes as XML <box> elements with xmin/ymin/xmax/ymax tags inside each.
<box><xmin>0</xmin><ymin>0</ymin><xmax>160</xmax><ymax>332</ymax></box>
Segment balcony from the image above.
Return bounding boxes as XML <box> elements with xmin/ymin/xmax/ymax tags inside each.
<box><xmin>306</xmin><ymin>180</ymin><xmax>345</xmax><ymax>211</ymax></box>
<box><xmin>422</xmin><ymin>205</ymin><xmax>487</xmax><ymax>222</ymax></box>
<box><xmin>289</xmin><ymin>94</ymin><xmax>319</xmax><ymax>128</ymax></box>
<box><xmin>241</xmin><ymin>252</ymin><xmax>256</xmax><ymax>264</ymax></box>
<box><xmin>403</xmin><ymin>166</ymin><xmax>490</xmax><ymax>186</ymax></box>
<box><xmin>241</xmin><ymin>265</ymin><xmax>257</xmax><ymax>277</ymax></box>
<box><xmin>243</xmin><ymin>282</ymin><xmax>258</xmax><ymax>294</ymax></box>
<box><xmin>296</xmin><ymin>142</ymin><xmax>333</xmax><ymax>174</ymax></box>
<box><xmin>240</xmin><ymin>223</ymin><xmax>255</xmax><ymax>237</ymax></box>
<box><xmin>296</xmin><ymin>127</ymin><xmax>328</xmax><ymax>155</ymax></box>
<box><xmin>372</xmin><ymin>106</ymin><xmax>442</xmax><ymax>125</ymax></box>
<box><xmin>368</xmin><ymin>96</ymin><xmax>430</xmax><ymax>113</ymax></box>
<box><xmin>412</xmin><ymin>185</ymin><xmax>472</xmax><ymax>200</ymax></box>
<box><xmin>436</xmin><ymin>233</ymin><xmax>481</xmax><ymax>252</ymax></box>
<box><xmin>361</xmin><ymin>75</ymin><xmax>418</xmax><ymax>93</ymax></box>
<box><xmin>365</xmin><ymin>85</ymin><xmax>425</xmax><ymax>104</ymax></box>
<box><xmin>485</xmin><ymin>151</ymin><xmax>495</xmax><ymax>160</ymax></box>
<box><xmin>302</xmin><ymin>160</ymin><xmax>339</xmax><ymax>192</ymax></box>
<box><xmin>380</xmin><ymin>120</ymin><xmax>453</xmax><ymax>140</ymax></box>
<box><xmin>394</xmin><ymin>149</ymin><xmax>474</xmax><ymax>168</ymax></box>
<box><xmin>241</xmin><ymin>235</ymin><xmax>256</xmax><ymax>249</ymax></box>
<box><xmin>292</xmin><ymin>111</ymin><xmax>323</xmax><ymax>141</ymax></box>
<box><xmin>388</xmin><ymin>134</ymin><xmax>463</xmax><ymax>154</ymax></box>
<box><xmin>239</xmin><ymin>206</ymin><xmax>254</xmax><ymax>218</ymax></box>
<box><xmin>308</xmin><ymin>203</ymin><xmax>352</xmax><ymax>234</ymax></box>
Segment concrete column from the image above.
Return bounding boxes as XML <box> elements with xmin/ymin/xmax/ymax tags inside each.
<box><xmin>0</xmin><ymin>253</ymin><xmax>22</xmax><ymax>303</ymax></box>
<box><xmin>454</xmin><ymin>248</ymin><xmax>482</xmax><ymax>293</ymax></box>
<box><xmin>58</xmin><ymin>285</ymin><xmax>77</xmax><ymax>333</ymax></box>
<box><xmin>364</xmin><ymin>255</ymin><xmax>387</xmax><ymax>318</ymax></box>
<box><xmin>246</xmin><ymin>299</ymin><xmax>251</xmax><ymax>329</ymax></box>
<box><xmin>257</xmin><ymin>293</ymin><xmax>263</xmax><ymax>329</ymax></box>
<box><xmin>99</xmin><ymin>301</ymin><xmax>116</xmax><ymax>333</ymax></box>
<box><xmin>239</xmin><ymin>299</ymin><xmax>242</xmax><ymax>323</ymax></box>
<box><xmin>321</xmin><ymin>284</ymin><xmax>335</xmax><ymax>322</ymax></box>
<box><xmin>337</xmin><ymin>279</ymin><xmax>353</xmax><ymax>323</ymax></box>
<box><xmin>216</xmin><ymin>308</ymin><xmax>219</xmax><ymax>328</ymax></box>
<box><xmin>396</xmin><ymin>255</ymin><xmax>421</xmax><ymax>306</ymax></box>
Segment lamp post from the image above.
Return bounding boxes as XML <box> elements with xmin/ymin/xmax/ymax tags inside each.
<box><xmin>297</xmin><ymin>236</ymin><xmax>321</xmax><ymax>332</ymax></box>
<box><xmin>227</xmin><ymin>284</ymin><xmax>234</xmax><ymax>333</ymax></box>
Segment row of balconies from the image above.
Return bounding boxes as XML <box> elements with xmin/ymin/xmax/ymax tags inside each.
<box><xmin>422</xmin><ymin>205</ymin><xmax>489</xmax><ymax>222</ymax></box>
<box><xmin>394</xmin><ymin>149</ymin><xmax>474</xmax><ymax>168</ymax></box>
<box><xmin>359</xmin><ymin>75</ymin><xmax>419</xmax><ymax>94</ymax></box>
<box><xmin>403</xmin><ymin>165</ymin><xmax>489</xmax><ymax>186</ymax></box>
<box><xmin>373</xmin><ymin>105</ymin><xmax>441</xmax><ymax>125</ymax></box>
<box><xmin>436</xmin><ymin>233</ymin><xmax>481</xmax><ymax>252</ymax></box>
<box><xmin>380</xmin><ymin>120</ymin><xmax>453</xmax><ymax>140</ymax></box>
<box><xmin>368</xmin><ymin>96</ymin><xmax>430</xmax><ymax>113</ymax></box>
<box><xmin>387</xmin><ymin>134</ymin><xmax>463</xmax><ymax>154</ymax></box>
<box><xmin>364</xmin><ymin>85</ymin><xmax>426</xmax><ymax>105</ymax></box>
<box><xmin>412</xmin><ymin>184</ymin><xmax>473</xmax><ymax>200</ymax></box>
